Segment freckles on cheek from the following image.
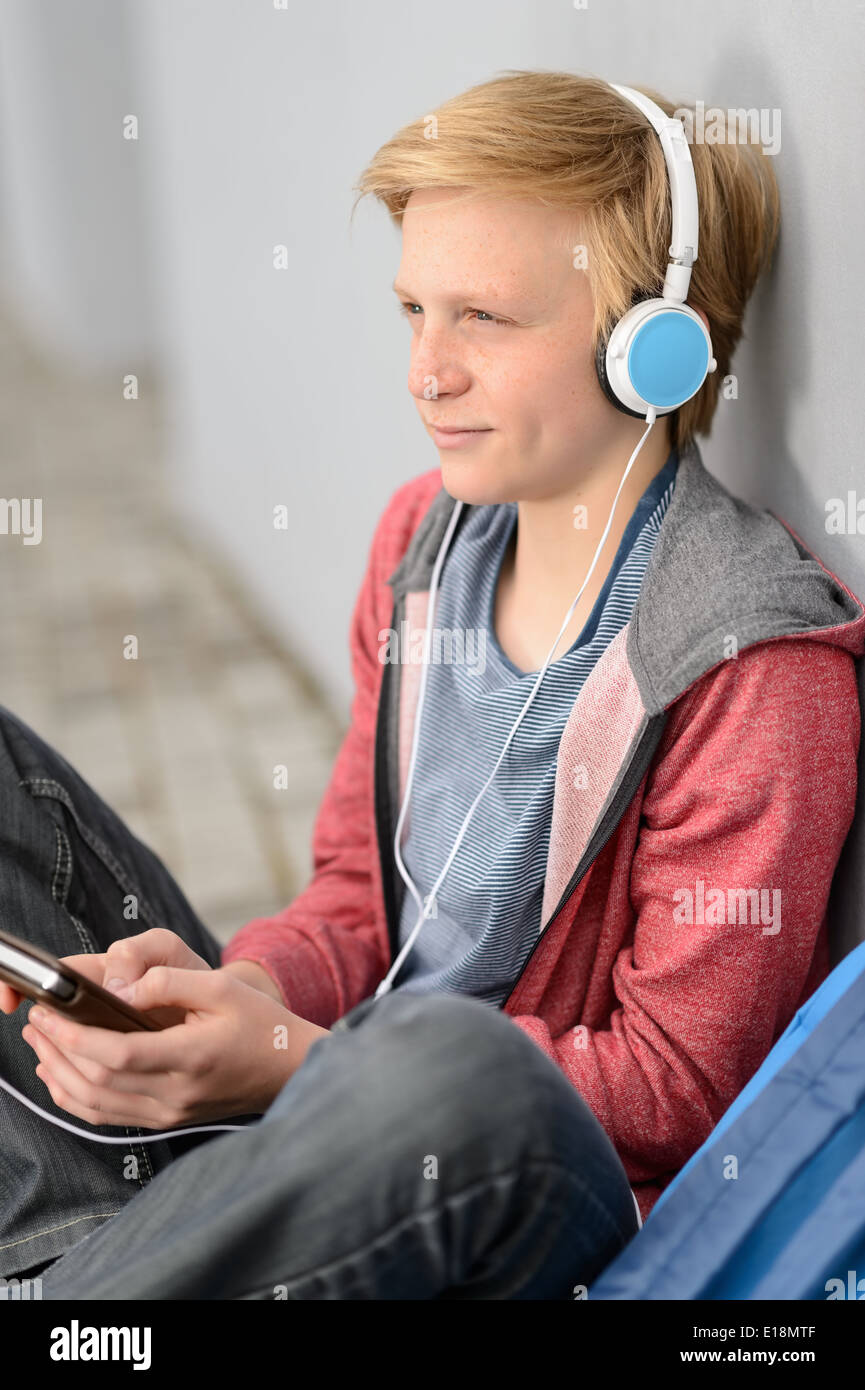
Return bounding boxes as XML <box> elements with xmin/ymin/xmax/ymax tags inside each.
<box><xmin>488</xmin><ymin>326</ymin><xmax>593</xmax><ymax>429</ymax></box>
<box><xmin>553</xmin><ymin>337</ymin><xmax>598</xmax><ymax>403</ymax></box>
<box><xmin>525</xmin><ymin>358</ymin><xmax>589</xmax><ymax>420</ymax></box>
<box><xmin>519</xmin><ymin>330</ymin><xmax>584</xmax><ymax>391</ymax></box>
<box><xmin>494</xmin><ymin>349</ymin><xmax>554</xmax><ymax>409</ymax></box>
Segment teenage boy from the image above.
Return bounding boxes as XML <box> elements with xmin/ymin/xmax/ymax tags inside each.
<box><xmin>1</xmin><ymin>73</ymin><xmax>862</xmax><ymax>1300</ymax></box>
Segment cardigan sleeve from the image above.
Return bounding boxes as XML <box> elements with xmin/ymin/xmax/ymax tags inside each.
<box><xmin>508</xmin><ymin>637</ymin><xmax>861</xmax><ymax>1186</ymax></box>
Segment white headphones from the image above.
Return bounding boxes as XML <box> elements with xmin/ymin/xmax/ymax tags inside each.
<box><xmin>596</xmin><ymin>84</ymin><xmax>717</xmax><ymax>417</ymax></box>
<box><xmin>374</xmin><ymin>83</ymin><xmax>715</xmax><ymax>998</ymax></box>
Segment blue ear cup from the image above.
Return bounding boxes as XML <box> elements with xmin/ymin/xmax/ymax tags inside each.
<box><xmin>595</xmin><ymin>295</ymin><xmax>716</xmax><ymax>418</ymax></box>
<box><xmin>628</xmin><ymin>310</ymin><xmax>710</xmax><ymax>407</ymax></box>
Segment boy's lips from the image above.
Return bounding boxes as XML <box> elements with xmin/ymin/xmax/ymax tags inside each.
<box><xmin>428</xmin><ymin>424</ymin><xmax>494</xmax><ymax>449</ymax></box>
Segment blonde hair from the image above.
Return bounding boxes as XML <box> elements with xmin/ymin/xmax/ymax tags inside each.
<box><xmin>353</xmin><ymin>70</ymin><xmax>781</xmax><ymax>451</ymax></box>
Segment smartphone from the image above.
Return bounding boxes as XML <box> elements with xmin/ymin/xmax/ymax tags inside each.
<box><xmin>0</xmin><ymin>928</ymin><xmax>163</xmax><ymax>1032</ymax></box>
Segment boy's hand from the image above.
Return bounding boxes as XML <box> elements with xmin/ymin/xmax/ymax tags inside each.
<box><xmin>80</xmin><ymin>927</ymin><xmax>215</xmax><ymax>1028</ymax></box>
<box><xmin>0</xmin><ymin>927</ymin><xmax>211</xmax><ymax>1027</ymax></box>
<box><xmin>19</xmin><ymin>953</ymin><xmax>330</xmax><ymax>1128</ymax></box>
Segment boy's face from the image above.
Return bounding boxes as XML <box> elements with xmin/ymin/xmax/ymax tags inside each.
<box><xmin>394</xmin><ymin>186</ymin><xmax>664</xmax><ymax>505</ymax></box>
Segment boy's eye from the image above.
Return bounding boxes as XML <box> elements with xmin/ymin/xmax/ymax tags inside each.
<box><xmin>397</xmin><ymin>302</ymin><xmax>510</xmax><ymax>326</ymax></box>
<box><xmin>470</xmin><ymin>309</ymin><xmax>510</xmax><ymax>325</ymax></box>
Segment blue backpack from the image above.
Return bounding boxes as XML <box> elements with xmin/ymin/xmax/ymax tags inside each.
<box><xmin>590</xmin><ymin>939</ymin><xmax>865</xmax><ymax>1300</ymax></box>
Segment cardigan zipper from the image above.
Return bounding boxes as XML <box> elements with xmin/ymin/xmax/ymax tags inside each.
<box><xmin>374</xmin><ymin>596</ymin><xmax>405</xmax><ymax>966</ymax></box>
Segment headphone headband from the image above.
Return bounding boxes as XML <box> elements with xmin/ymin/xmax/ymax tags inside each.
<box><xmin>608</xmin><ymin>83</ymin><xmax>699</xmax><ymax>304</ymax></box>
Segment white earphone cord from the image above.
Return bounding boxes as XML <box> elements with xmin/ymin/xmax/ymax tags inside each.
<box><xmin>0</xmin><ymin>1075</ymin><xmax>247</xmax><ymax>1144</ymax></box>
<box><xmin>376</xmin><ymin>410</ymin><xmax>658</xmax><ymax>999</ymax></box>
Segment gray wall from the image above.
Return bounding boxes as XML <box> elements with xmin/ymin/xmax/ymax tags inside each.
<box><xmin>1</xmin><ymin>0</ymin><xmax>863</xmax><ymax>950</ymax></box>
<box><xmin>0</xmin><ymin>0</ymin><xmax>155</xmax><ymax>364</ymax></box>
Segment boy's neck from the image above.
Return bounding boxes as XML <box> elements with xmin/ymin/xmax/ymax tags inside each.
<box><xmin>493</xmin><ymin>420</ymin><xmax>673</xmax><ymax>671</ymax></box>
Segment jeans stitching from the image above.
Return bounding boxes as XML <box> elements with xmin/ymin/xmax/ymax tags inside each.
<box><xmin>238</xmin><ymin>1157</ymin><xmax>634</xmax><ymax>1300</ymax></box>
<box><xmin>0</xmin><ymin>1212</ymin><xmax>121</xmax><ymax>1254</ymax></box>
<box><xmin>51</xmin><ymin>822</ymin><xmax>73</xmax><ymax>910</ymax></box>
<box><xmin>19</xmin><ymin>778</ymin><xmax>162</xmax><ymax>931</ymax></box>
<box><xmin>22</xmin><ymin>778</ymin><xmax>157</xmax><ymax>1185</ymax></box>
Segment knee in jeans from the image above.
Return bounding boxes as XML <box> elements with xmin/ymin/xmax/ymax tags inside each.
<box><xmin>362</xmin><ymin>990</ymin><xmax>521</xmax><ymax>1070</ymax></box>
<box><xmin>349</xmin><ymin>991</ymin><xmax>552</xmax><ymax>1140</ymax></box>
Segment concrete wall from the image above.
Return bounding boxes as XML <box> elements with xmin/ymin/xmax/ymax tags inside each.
<box><xmin>0</xmin><ymin>0</ymin><xmax>155</xmax><ymax>365</ymax></box>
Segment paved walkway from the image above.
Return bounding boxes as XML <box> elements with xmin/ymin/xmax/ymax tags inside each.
<box><xmin>0</xmin><ymin>305</ymin><xmax>343</xmax><ymax>945</ymax></box>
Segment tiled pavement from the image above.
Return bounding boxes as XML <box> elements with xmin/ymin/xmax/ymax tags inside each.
<box><xmin>0</xmin><ymin>305</ymin><xmax>343</xmax><ymax>944</ymax></box>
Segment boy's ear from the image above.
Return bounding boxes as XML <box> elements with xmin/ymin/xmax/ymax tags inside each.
<box><xmin>693</xmin><ymin>306</ymin><xmax>710</xmax><ymax>334</ymax></box>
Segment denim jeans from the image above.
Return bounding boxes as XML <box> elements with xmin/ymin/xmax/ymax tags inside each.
<box><xmin>0</xmin><ymin>703</ymin><xmax>639</xmax><ymax>1299</ymax></box>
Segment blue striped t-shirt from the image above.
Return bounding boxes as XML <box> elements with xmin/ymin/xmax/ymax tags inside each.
<box><xmin>392</xmin><ymin>449</ymin><xmax>679</xmax><ymax>1006</ymax></box>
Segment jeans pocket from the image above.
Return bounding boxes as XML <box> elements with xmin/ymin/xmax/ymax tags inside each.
<box><xmin>23</xmin><ymin>774</ymin><xmax>167</xmax><ymax>943</ymax></box>
<box><xmin>19</xmin><ymin>770</ymin><xmax>222</xmax><ymax>971</ymax></box>
<box><xmin>0</xmin><ymin>699</ymin><xmax>220</xmax><ymax>967</ymax></box>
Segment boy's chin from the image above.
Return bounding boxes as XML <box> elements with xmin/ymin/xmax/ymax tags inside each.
<box><xmin>438</xmin><ymin>456</ymin><xmax>519</xmax><ymax>507</ymax></box>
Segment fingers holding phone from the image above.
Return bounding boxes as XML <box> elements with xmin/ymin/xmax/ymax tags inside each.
<box><xmin>0</xmin><ymin>927</ymin><xmax>209</xmax><ymax>1033</ymax></box>
<box><xmin>99</xmin><ymin>927</ymin><xmax>212</xmax><ymax>991</ymax></box>
<box><xmin>92</xmin><ymin>928</ymin><xmax>213</xmax><ymax>1029</ymax></box>
<box><xmin>0</xmin><ymin>979</ymin><xmax>21</xmax><ymax>1013</ymax></box>
<box><xmin>0</xmin><ymin>953</ymin><xmax>107</xmax><ymax>1015</ymax></box>
<box><xmin>25</xmin><ymin>964</ymin><xmax>324</xmax><ymax>1129</ymax></box>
